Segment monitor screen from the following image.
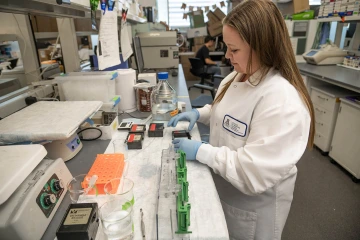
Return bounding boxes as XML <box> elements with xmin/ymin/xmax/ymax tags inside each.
<box><xmin>133</xmin><ymin>36</ymin><xmax>144</xmax><ymax>73</ymax></box>
<box><xmin>306</xmin><ymin>50</ymin><xmax>318</xmax><ymax>57</ymax></box>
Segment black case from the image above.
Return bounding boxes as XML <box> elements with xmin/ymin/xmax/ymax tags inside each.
<box><xmin>56</xmin><ymin>203</ymin><xmax>99</xmax><ymax>240</ymax></box>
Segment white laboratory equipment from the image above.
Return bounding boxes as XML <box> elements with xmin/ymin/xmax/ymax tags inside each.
<box><xmin>138</xmin><ymin>32</ymin><xmax>179</xmax><ymax>69</ymax></box>
<box><xmin>0</xmin><ymin>145</ymin><xmax>73</xmax><ymax>240</ymax></box>
<box><xmin>303</xmin><ymin>42</ymin><xmax>347</xmax><ymax>65</ymax></box>
<box><xmin>151</xmin><ymin>72</ymin><xmax>178</xmax><ymax>121</ymax></box>
<box><xmin>56</xmin><ymin>69</ymin><xmax>137</xmax><ymax>113</ymax></box>
<box><xmin>0</xmin><ymin>101</ymin><xmax>102</xmax><ymax>161</ymax></box>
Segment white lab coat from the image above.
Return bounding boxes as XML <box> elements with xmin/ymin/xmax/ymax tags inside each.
<box><xmin>196</xmin><ymin>69</ymin><xmax>311</xmax><ymax>240</ymax></box>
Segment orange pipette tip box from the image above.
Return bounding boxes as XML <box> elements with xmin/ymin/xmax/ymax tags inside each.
<box><xmin>81</xmin><ymin>153</ymin><xmax>125</xmax><ymax>195</ymax></box>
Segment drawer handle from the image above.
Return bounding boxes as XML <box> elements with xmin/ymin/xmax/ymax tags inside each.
<box><xmin>315</xmin><ymin>121</ymin><xmax>324</xmax><ymax>126</ymax></box>
<box><xmin>317</xmin><ymin>96</ymin><xmax>328</xmax><ymax>101</ymax></box>
<box><xmin>315</xmin><ymin>108</ymin><xmax>325</xmax><ymax>114</ymax></box>
<box><xmin>317</xmin><ymin>134</ymin><xmax>321</xmax><ymax>138</ymax></box>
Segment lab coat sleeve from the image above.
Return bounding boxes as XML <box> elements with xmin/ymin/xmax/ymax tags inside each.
<box><xmin>196</xmin><ymin>104</ymin><xmax>212</xmax><ymax>125</ymax></box>
<box><xmin>196</xmin><ymin>103</ymin><xmax>311</xmax><ymax>195</ymax></box>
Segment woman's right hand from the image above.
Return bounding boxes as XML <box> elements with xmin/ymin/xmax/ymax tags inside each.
<box><xmin>167</xmin><ymin>109</ymin><xmax>200</xmax><ymax>131</ymax></box>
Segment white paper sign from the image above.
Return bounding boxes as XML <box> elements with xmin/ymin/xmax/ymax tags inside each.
<box><xmin>121</xmin><ymin>20</ymin><xmax>133</xmax><ymax>62</ymax></box>
<box><xmin>97</xmin><ymin>11</ymin><xmax>121</xmax><ymax>70</ymax></box>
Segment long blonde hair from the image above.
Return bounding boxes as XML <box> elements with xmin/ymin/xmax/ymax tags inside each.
<box><xmin>215</xmin><ymin>0</ymin><xmax>315</xmax><ymax>148</ymax></box>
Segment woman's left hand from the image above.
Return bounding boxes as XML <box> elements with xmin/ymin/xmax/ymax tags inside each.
<box><xmin>172</xmin><ymin>138</ymin><xmax>202</xmax><ymax>160</ymax></box>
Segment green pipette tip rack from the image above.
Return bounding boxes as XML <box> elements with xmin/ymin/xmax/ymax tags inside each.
<box><xmin>175</xmin><ymin>150</ymin><xmax>192</xmax><ymax>234</ymax></box>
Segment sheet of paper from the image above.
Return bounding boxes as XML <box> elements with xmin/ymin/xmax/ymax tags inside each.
<box><xmin>120</xmin><ymin>20</ymin><xmax>133</xmax><ymax>62</ymax></box>
<box><xmin>285</xmin><ymin>20</ymin><xmax>293</xmax><ymax>37</ymax></box>
<box><xmin>97</xmin><ymin>10</ymin><xmax>121</xmax><ymax>70</ymax></box>
<box><xmin>290</xmin><ymin>38</ymin><xmax>298</xmax><ymax>55</ymax></box>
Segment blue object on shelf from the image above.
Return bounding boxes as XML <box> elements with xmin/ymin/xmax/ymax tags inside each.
<box><xmin>90</xmin><ymin>53</ymin><xmax>129</xmax><ymax>71</ymax></box>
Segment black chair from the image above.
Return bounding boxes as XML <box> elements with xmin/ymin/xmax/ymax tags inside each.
<box><xmin>187</xmin><ymin>58</ymin><xmax>225</xmax><ymax>108</ymax></box>
<box><xmin>188</xmin><ymin>58</ymin><xmax>215</xmax><ymax>90</ymax></box>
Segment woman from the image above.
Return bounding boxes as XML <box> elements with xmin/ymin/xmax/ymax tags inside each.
<box><xmin>168</xmin><ymin>0</ymin><xmax>315</xmax><ymax>239</ymax></box>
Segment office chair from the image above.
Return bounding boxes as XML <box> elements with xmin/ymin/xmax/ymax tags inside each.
<box><xmin>188</xmin><ymin>58</ymin><xmax>216</xmax><ymax>91</ymax></box>
<box><xmin>187</xmin><ymin>57</ymin><xmax>225</xmax><ymax>108</ymax></box>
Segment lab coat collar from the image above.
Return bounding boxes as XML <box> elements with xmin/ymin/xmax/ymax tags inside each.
<box><xmin>234</xmin><ymin>68</ymin><xmax>274</xmax><ymax>88</ymax></box>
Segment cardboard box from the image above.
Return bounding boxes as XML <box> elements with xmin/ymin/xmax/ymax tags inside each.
<box><xmin>187</xmin><ymin>27</ymin><xmax>208</xmax><ymax>38</ymax></box>
<box><xmin>38</xmin><ymin>48</ymin><xmax>52</xmax><ymax>62</ymax></box>
<box><xmin>207</xmin><ymin>21</ymin><xmax>223</xmax><ymax>37</ymax></box>
<box><xmin>206</xmin><ymin>11</ymin><xmax>220</xmax><ymax>23</ymax></box>
<box><xmin>189</xmin><ymin>10</ymin><xmax>206</xmax><ymax>28</ymax></box>
<box><xmin>180</xmin><ymin>53</ymin><xmax>195</xmax><ymax>67</ymax></box>
<box><xmin>213</xmin><ymin>8</ymin><xmax>226</xmax><ymax>21</ymax></box>
<box><xmin>194</xmin><ymin>36</ymin><xmax>205</xmax><ymax>45</ymax></box>
<box><xmin>275</xmin><ymin>0</ymin><xmax>310</xmax><ymax>15</ymax></box>
<box><xmin>183</xmin><ymin>66</ymin><xmax>201</xmax><ymax>81</ymax></box>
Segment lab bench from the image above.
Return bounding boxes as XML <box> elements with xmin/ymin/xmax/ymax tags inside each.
<box><xmin>297</xmin><ymin>63</ymin><xmax>360</xmax><ymax>182</ymax></box>
<box><xmin>42</xmin><ymin>65</ymin><xmax>229</xmax><ymax>240</ymax></box>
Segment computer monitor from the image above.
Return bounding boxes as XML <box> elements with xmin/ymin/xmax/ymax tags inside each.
<box><xmin>133</xmin><ymin>36</ymin><xmax>144</xmax><ymax>73</ymax></box>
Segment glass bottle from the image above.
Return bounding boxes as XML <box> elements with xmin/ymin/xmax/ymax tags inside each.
<box><xmin>151</xmin><ymin>72</ymin><xmax>178</xmax><ymax>121</ymax></box>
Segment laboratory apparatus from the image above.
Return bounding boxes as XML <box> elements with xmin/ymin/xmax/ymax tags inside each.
<box><xmin>151</xmin><ymin>72</ymin><xmax>179</xmax><ymax>121</ymax></box>
<box><xmin>303</xmin><ymin>42</ymin><xmax>347</xmax><ymax>65</ymax></box>
<box><xmin>157</xmin><ymin>146</ymin><xmax>191</xmax><ymax>239</ymax></box>
<box><xmin>126</xmin><ymin>133</ymin><xmax>144</xmax><ymax>149</ymax></box>
<box><xmin>0</xmin><ymin>101</ymin><xmax>102</xmax><ymax>161</ymax></box>
<box><xmin>0</xmin><ymin>145</ymin><xmax>73</xmax><ymax>240</ymax></box>
<box><xmin>138</xmin><ymin>32</ymin><xmax>179</xmax><ymax>69</ymax></box>
<box><xmin>81</xmin><ymin>154</ymin><xmax>126</xmax><ymax>195</ymax></box>
<box><xmin>99</xmin><ymin>198</ymin><xmax>134</xmax><ymax>239</ymax></box>
<box><xmin>56</xmin><ymin>69</ymin><xmax>137</xmax><ymax>112</ymax></box>
<box><xmin>172</xmin><ymin>130</ymin><xmax>192</xmax><ymax>140</ymax></box>
<box><xmin>129</xmin><ymin>124</ymin><xmax>147</xmax><ymax>133</ymax></box>
<box><xmin>118</xmin><ymin>121</ymin><xmax>133</xmax><ymax>130</ymax></box>
<box><xmin>56</xmin><ymin>203</ymin><xmax>99</xmax><ymax>240</ymax></box>
<box><xmin>148</xmin><ymin>123</ymin><xmax>164</xmax><ymax>137</ymax></box>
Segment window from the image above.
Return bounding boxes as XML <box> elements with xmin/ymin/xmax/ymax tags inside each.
<box><xmin>168</xmin><ymin>0</ymin><xmax>228</xmax><ymax>28</ymax></box>
<box><xmin>309</xmin><ymin>0</ymin><xmax>321</xmax><ymax>5</ymax></box>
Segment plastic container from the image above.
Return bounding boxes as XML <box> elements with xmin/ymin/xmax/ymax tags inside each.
<box><xmin>134</xmin><ymin>83</ymin><xmax>156</xmax><ymax>112</ymax></box>
<box><xmin>81</xmin><ymin>154</ymin><xmax>125</xmax><ymax>195</ymax></box>
<box><xmin>151</xmin><ymin>72</ymin><xmax>179</xmax><ymax>121</ymax></box>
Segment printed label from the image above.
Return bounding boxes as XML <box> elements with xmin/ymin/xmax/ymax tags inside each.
<box><xmin>63</xmin><ymin>208</ymin><xmax>92</xmax><ymax>225</ymax></box>
<box><xmin>222</xmin><ymin>115</ymin><xmax>247</xmax><ymax>137</ymax></box>
<box><xmin>134</xmin><ymin>135</ymin><xmax>142</xmax><ymax>141</ymax></box>
<box><xmin>170</xmin><ymin>109</ymin><xmax>179</xmax><ymax>117</ymax></box>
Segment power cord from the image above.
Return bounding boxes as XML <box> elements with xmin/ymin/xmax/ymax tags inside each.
<box><xmin>77</xmin><ymin>127</ymin><xmax>103</xmax><ymax>141</ymax></box>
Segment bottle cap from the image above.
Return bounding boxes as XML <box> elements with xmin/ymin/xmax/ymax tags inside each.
<box><xmin>158</xmin><ymin>72</ymin><xmax>168</xmax><ymax>80</ymax></box>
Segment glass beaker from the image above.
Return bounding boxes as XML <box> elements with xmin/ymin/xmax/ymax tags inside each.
<box><xmin>104</xmin><ymin>178</ymin><xmax>134</xmax><ymax>205</ymax></box>
<box><xmin>67</xmin><ymin>174</ymin><xmax>95</xmax><ymax>203</ymax></box>
<box><xmin>113</xmin><ymin>139</ymin><xmax>128</xmax><ymax>160</ymax></box>
<box><xmin>99</xmin><ymin>198</ymin><xmax>134</xmax><ymax>240</ymax></box>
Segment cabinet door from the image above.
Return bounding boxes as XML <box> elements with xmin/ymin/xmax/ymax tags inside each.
<box><xmin>330</xmin><ymin>103</ymin><xmax>360</xmax><ymax>178</ymax></box>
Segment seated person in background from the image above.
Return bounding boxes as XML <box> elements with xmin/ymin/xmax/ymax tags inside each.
<box><xmin>195</xmin><ymin>36</ymin><xmax>221</xmax><ymax>75</ymax></box>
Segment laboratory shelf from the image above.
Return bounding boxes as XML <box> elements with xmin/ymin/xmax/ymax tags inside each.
<box><xmin>96</xmin><ymin>10</ymin><xmax>147</xmax><ymax>24</ymax></box>
<box><xmin>317</xmin><ymin>15</ymin><xmax>360</xmax><ymax>22</ymax></box>
<box><xmin>34</xmin><ymin>32</ymin><xmax>59</xmax><ymax>39</ymax></box>
<box><xmin>126</xmin><ymin>13</ymin><xmax>147</xmax><ymax>24</ymax></box>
